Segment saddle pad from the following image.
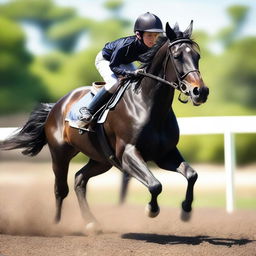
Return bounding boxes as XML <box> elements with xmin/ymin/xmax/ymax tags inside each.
<box><xmin>65</xmin><ymin>91</ymin><xmax>94</xmax><ymax>124</ymax></box>
<box><xmin>65</xmin><ymin>80</ymin><xmax>131</xmax><ymax>130</ymax></box>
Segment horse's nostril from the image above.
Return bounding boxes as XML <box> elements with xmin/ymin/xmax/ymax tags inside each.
<box><xmin>193</xmin><ymin>87</ymin><xmax>200</xmax><ymax>96</ymax></box>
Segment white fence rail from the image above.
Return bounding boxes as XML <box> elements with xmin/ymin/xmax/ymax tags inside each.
<box><xmin>178</xmin><ymin>116</ymin><xmax>256</xmax><ymax>213</ymax></box>
<box><xmin>0</xmin><ymin>128</ymin><xmax>17</xmax><ymax>141</ymax></box>
<box><xmin>1</xmin><ymin>116</ymin><xmax>256</xmax><ymax>213</ymax></box>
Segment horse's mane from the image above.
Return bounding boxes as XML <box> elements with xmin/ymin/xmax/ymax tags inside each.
<box><xmin>139</xmin><ymin>36</ymin><xmax>168</xmax><ymax>69</ymax></box>
<box><xmin>121</xmin><ymin>36</ymin><xmax>168</xmax><ymax>87</ymax></box>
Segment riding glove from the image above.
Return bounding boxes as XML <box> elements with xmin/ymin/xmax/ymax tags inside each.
<box><xmin>125</xmin><ymin>69</ymin><xmax>144</xmax><ymax>78</ymax></box>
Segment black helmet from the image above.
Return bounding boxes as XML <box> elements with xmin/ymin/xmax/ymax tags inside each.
<box><xmin>134</xmin><ymin>12</ymin><xmax>164</xmax><ymax>33</ymax></box>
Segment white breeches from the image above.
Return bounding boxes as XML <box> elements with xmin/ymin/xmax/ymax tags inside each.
<box><xmin>95</xmin><ymin>51</ymin><xmax>136</xmax><ymax>93</ymax></box>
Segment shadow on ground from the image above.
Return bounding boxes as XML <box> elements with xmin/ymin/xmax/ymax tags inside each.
<box><xmin>122</xmin><ymin>233</ymin><xmax>254</xmax><ymax>247</ymax></box>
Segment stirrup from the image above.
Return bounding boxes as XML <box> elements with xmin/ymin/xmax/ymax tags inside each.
<box><xmin>77</xmin><ymin>108</ymin><xmax>93</xmax><ymax>128</ymax></box>
<box><xmin>79</xmin><ymin>107</ymin><xmax>92</xmax><ymax>120</ymax></box>
<box><xmin>76</xmin><ymin>118</ymin><xmax>92</xmax><ymax>129</ymax></box>
<box><xmin>80</xmin><ymin>115</ymin><xmax>92</xmax><ymax>123</ymax></box>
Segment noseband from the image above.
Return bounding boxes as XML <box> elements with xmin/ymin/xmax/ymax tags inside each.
<box><xmin>137</xmin><ymin>38</ymin><xmax>200</xmax><ymax>104</ymax></box>
<box><xmin>167</xmin><ymin>39</ymin><xmax>201</xmax><ymax>103</ymax></box>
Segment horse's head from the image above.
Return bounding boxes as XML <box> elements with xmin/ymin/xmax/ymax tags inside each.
<box><xmin>165</xmin><ymin>21</ymin><xmax>209</xmax><ymax>106</ymax></box>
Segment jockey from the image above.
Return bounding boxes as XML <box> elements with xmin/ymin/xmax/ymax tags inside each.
<box><xmin>78</xmin><ymin>12</ymin><xmax>164</xmax><ymax>127</ymax></box>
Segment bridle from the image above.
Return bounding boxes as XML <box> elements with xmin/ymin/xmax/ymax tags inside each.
<box><xmin>137</xmin><ymin>38</ymin><xmax>201</xmax><ymax>103</ymax></box>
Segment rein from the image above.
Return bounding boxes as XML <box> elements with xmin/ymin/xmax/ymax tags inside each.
<box><xmin>137</xmin><ymin>38</ymin><xmax>200</xmax><ymax>104</ymax></box>
<box><xmin>136</xmin><ymin>70</ymin><xmax>178</xmax><ymax>89</ymax></box>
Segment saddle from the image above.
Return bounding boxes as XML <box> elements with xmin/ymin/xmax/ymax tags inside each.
<box><xmin>66</xmin><ymin>81</ymin><xmax>129</xmax><ymax>131</ymax></box>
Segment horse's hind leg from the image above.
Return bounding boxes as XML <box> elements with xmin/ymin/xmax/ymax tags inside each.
<box><xmin>49</xmin><ymin>145</ymin><xmax>77</xmax><ymax>223</ymax></box>
<box><xmin>74</xmin><ymin>159</ymin><xmax>111</xmax><ymax>232</ymax></box>
<box><xmin>156</xmin><ymin>147</ymin><xmax>198</xmax><ymax>221</ymax></box>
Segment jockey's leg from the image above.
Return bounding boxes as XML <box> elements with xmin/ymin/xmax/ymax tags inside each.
<box><xmin>78</xmin><ymin>86</ymin><xmax>113</xmax><ymax>126</ymax></box>
<box><xmin>78</xmin><ymin>51</ymin><xmax>118</xmax><ymax>127</ymax></box>
<box><xmin>77</xmin><ymin>51</ymin><xmax>136</xmax><ymax>127</ymax></box>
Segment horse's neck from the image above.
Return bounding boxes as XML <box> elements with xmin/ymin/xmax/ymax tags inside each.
<box><xmin>139</xmin><ymin>42</ymin><xmax>175</xmax><ymax>122</ymax></box>
<box><xmin>123</xmin><ymin>41</ymin><xmax>176</xmax><ymax>126</ymax></box>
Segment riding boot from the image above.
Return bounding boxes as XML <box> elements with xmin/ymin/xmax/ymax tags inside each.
<box><xmin>78</xmin><ymin>87</ymin><xmax>112</xmax><ymax>127</ymax></box>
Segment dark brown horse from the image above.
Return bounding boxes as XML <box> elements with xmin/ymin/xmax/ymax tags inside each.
<box><xmin>0</xmin><ymin>22</ymin><xmax>209</xmax><ymax>232</ymax></box>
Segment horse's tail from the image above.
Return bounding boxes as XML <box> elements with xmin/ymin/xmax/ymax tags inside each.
<box><xmin>0</xmin><ymin>103</ymin><xmax>54</xmax><ymax>156</ymax></box>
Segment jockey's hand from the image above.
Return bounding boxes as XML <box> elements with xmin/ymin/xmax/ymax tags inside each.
<box><xmin>135</xmin><ymin>69</ymin><xmax>144</xmax><ymax>75</ymax></box>
<box><xmin>125</xmin><ymin>70</ymin><xmax>136</xmax><ymax>78</ymax></box>
<box><xmin>125</xmin><ymin>69</ymin><xmax>144</xmax><ymax>78</ymax></box>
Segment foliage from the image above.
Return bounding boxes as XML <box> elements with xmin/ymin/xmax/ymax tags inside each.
<box><xmin>0</xmin><ymin>0</ymin><xmax>75</xmax><ymax>28</ymax></box>
<box><xmin>47</xmin><ymin>17</ymin><xmax>93</xmax><ymax>52</ymax></box>
<box><xmin>220</xmin><ymin>37</ymin><xmax>256</xmax><ymax>108</ymax></box>
<box><xmin>0</xmin><ymin>16</ymin><xmax>49</xmax><ymax>113</ymax></box>
<box><xmin>227</xmin><ymin>5</ymin><xmax>249</xmax><ymax>26</ymax></box>
<box><xmin>178</xmin><ymin>133</ymin><xmax>256</xmax><ymax>165</ymax></box>
<box><xmin>104</xmin><ymin>0</ymin><xmax>124</xmax><ymax>11</ymax></box>
<box><xmin>104</xmin><ymin>0</ymin><xmax>124</xmax><ymax>17</ymax></box>
<box><xmin>90</xmin><ymin>19</ymin><xmax>131</xmax><ymax>47</ymax></box>
<box><xmin>218</xmin><ymin>5</ymin><xmax>249</xmax><ymax>47</ymax></box>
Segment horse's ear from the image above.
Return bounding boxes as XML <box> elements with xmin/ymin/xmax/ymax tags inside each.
<box><xmin>173</xmin><ymin>22</ymin><xmax>180</xmax><ymax>33</ymax></box>
<box><xmin>183</xmin><ymin>20</ymin><xmax>193</xmax><ymax>38</ymax></box>
<box><xmin>165</xmin><ymin>22</ymin><xmax>176</xmax><ymax>41</ymax></box>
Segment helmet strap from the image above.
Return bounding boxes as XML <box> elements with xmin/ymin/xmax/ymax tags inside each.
<box><xmin>135</xmin><ymin>31</ymin><xmax>142</xmax><ymax>40</ymax></box>
<box><xmin>135</xmin><ymin>31</ymin><xmax>146</xmax><ymax>45</ymax></box>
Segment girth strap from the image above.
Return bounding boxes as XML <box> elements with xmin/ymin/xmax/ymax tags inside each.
<box><xmin>95</xmin><ymin>124</ymin><xmax>122</xmax><ymax>169</ymax></box>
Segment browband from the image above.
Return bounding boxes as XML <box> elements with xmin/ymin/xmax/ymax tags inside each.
<box><xmin>168</xmin><ymin>38</ymin><xmax>193</xmax><ymax>48</ymax></box>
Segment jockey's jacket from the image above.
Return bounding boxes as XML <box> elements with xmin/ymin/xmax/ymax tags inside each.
<box><xmin>102</xmin><ymin>35</ymin><xmax>149</xmax><ymax>76</ymax></box>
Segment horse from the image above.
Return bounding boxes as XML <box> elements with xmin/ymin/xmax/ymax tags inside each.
<box><xmin>0</xmin><ymin>21</ymin><xmax>209</xmax><ymax>232</ymax></box>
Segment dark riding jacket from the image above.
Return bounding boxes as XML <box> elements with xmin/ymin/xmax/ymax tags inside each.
<box><xmin>102</xmin><ymin>35</ymin><xmax>149</xmax><ymax>76</ymax></box>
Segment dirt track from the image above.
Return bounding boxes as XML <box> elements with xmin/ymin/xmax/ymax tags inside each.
<box><xmin>0</xmin><ymin>162</ymin><xmax>255</xmax><ymax>256</ymax></box>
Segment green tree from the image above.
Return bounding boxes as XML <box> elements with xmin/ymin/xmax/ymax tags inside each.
<box><xmin>0</xmin><ymin>0</ymin><xmax>75</xmax><ymax>29</ymax></box>
<box><xmin>220</xmin><ymin>37</ymin><xmax>256</xmax><ymax>108</ymax></box>
<box><xmin>104</xmin><ymin>0</ymin><xmax>124</xmax><ymax>18</ymax></box>
<box><xmin>217</xmin><ymin>5</ymin><xmax>249</xmax><ymax>48</ymax></box>
<box><xmin>0</xmin><ymin>16</ymin><xmax>49</xmax><ymax>113</ymax></box>
<box><xmin>47</xmin><ymin>17</ymin><xmax>93</xmax><ymax>52</ymax></box>
<box><xmin>0</xmin><ymin>0</ymin><xmax>83</xmax><ymax>52</ymax></box>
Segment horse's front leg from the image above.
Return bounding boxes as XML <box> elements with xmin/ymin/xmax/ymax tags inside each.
<box><xmin>156</xmin><ymin>147</ymin><xmax>198</xmax><ymax>221</ymax></box>
<box><xmin>177</xmin><ymin>162</ymin><xmax>198</xmax><ymax>221</ymax></box>
<box><xmin>122</xmin><ymin>144</ymin><xmax>162</xmax><ymax>217</ymax></box>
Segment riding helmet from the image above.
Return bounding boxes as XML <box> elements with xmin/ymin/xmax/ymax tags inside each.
<box><xmin>134</xmin><ymin>12</ymin><xmax>164</xmax><ymax>33</ymax></box>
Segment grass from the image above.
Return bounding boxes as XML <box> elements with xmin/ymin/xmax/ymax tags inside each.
<box><xmin>87</xmin><ymin>186</ymin><xmax>256</xmax><ymax>210</ymax></box>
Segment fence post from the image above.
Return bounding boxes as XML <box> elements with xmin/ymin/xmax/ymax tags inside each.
<box><xmin>224</xmin><ymin>131</ymin><xmax>235</xmax><ymax>213</ymax></box>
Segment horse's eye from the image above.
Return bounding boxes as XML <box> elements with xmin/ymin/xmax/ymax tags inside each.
<box><xmin>173</xmin><ymin>52</ymin><xmax>182</xmax><ymax>60</ymax></box>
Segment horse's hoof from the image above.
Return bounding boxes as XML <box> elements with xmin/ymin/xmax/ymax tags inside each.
<box><xmin>54</xmin><ymin>215</ymin><xmax>61</xmax><ymax>224</ymax></box>
<box><xmin>85</xmin><ymin>222</ymin><xmax>102</xmax><ymax>235</ymax></box>
<box><xmin>180</xmin><ymin>209</ymin><xmax>192</xmax><ymax>222</ymax></box>
<box><xmin>145</xmin><ymin>204</ymin><xmax>160</xmax><ymax>218</ymax></box>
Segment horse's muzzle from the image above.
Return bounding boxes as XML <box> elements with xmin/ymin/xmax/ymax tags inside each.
<box><xmin>190</xmin><ymin>85</ymin><xmax>209</xmax><ymax>106</ymax></box>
